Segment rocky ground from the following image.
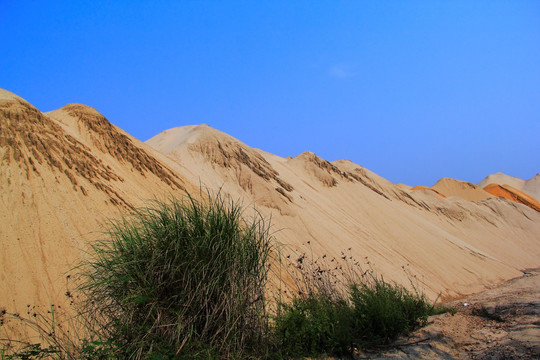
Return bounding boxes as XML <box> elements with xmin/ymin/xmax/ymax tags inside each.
<box><xmin>354</xmin><ymin>268</ymin><xmax>540</xmax><ymax>359</ymax></box>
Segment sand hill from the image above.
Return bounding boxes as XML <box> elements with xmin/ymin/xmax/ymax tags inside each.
<box><xmin>147</xmin><ymin>125</ymin><xmax>540</xmax><ymax>300</ymax></box>
<box><xmin>523</xmin><ymin>174</ymin><xmax>540</xmax><ymax>201</ymax></box>
<box><xmin>430</xmin><ymin>177</ymin><xmax>494</xmax><ymax>201</ymax></box>
<box><xmin>478</xmin><ymin>172</ymin><xmax>540</xmax><ymax>202</ymax></box>
<box><xmin>2</xmin><ymin>88</ymin><xmax>540</xmax><ymax>331</ymax></box>
<box><xmin>478</xmin><ymin>172</ymin><xmax>526</xmax><ymax>191</ymax></box>
<box><xmin>396</xmin><ymin>183</ymin><xmax>412</xmax><ymax>190</ymax></box>
<box><xmin>0</xmin><ymin>89</ymin><xmax>199</xmax><ymax>322</ymax></box>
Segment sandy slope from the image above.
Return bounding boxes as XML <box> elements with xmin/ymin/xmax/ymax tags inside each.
<box><xmin>396</xmin><ymin>183</ymin><xmax>412</xmax><ymax>190</ymax></box>
<box><xmin>0</xmin><ymin>90</ymin><xmax>198</xmax><ymax>323</ymax></box>
<box><xmin>522</xmin><ymin>174</ymin><xmax>540</xmax><ymax>201</ymax></box>
<box><xmin>147</xmin><ymin>124</ymin><xmax>540</xmax><ymax>300</ymax></box>
<box><xmin>430</xmin><ymin>178</ymin><xmax>493</xmax><ymax>202</ymax></box>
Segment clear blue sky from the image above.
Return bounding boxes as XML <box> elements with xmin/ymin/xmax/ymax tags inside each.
<box><xmin>1</xmin><ymin>1</ymin><xmax>539</xmax><ymax>186</ymax></box>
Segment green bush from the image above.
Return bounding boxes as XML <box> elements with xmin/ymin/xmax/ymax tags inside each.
<box><xmin>80</xmin><ymin>193</ymin><xmax>272</xmax><ymax>359</ymax></box>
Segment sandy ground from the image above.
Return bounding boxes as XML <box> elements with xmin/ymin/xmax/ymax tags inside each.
<box><xmin>354</xmin><ymin>268</ymin><xmax>540</xmax><ymax>359</ymax></box>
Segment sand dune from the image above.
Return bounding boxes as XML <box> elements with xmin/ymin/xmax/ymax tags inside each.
<box><xmin>147</xmin><ymin>124</ymin><xmax>540</xmax><ymax>300</ymax></box>
<box><xmin>483</xmin><ymin>183</ymin><xmax>540</xmax><ymax>212</ymax></box>
<box><xmin>478</xmin><ymin>172</ymin><xmax>525</xmax><ymax>190</ymax></box>
<box><xmin>523</xmin><ymin>174</ymin><xmax>540</xmax><ymax>202</ymax></box>
<box><xmin>396</xmin><ymin>183</ymin><xmax>412</xmax><ymax>190</ymax></box>
<box><xmin>478</xmin><ymin>172</ymin><xmax>540</xmax><ymax>202</ymax></box>
<box><xmin>431</xmin><ymin>177</ymin><xmax>493</xmax><ymax>201</ymax></box>
<box><xmin>2</xmin><ymin>87</ymin><xmax>540</xmax><ymax>333</ymax></box>
<box><xmin>0</xmin><ymin>90</ymin><xmax>197</xmax><ymax>319</ymax></box>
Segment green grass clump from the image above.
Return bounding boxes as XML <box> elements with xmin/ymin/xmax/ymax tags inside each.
<box><xmin>349</xmin><ymin>275</ymin><xmax>433</xmax><ymax>348</ymax></box>
<box><xmin>273</xmin><ymin>295</ymin><xmax>353</xmax><ymax>357</ymax></box>
<box><xmin>272</xmin><ymin>255</ymin><xmax>444</xmax><ymax>358</ymax></box>
<box><xmin>80</xmin><ymin>192</ymin><xmax>272</xmax><ymax>359</ymax></box>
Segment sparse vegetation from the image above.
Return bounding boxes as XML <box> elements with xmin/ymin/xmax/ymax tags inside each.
<box><xmin>348</xmin><ymin>275</ymin><xmax>434</xmax><ymax>348</ymax></box>
<box><xmin>271</xmin><ymin>250</ymin><xmax>445</xmax><ymax>358</ymax></box>
<box><xmin>1</xmin><ymin>193</ymin><xmax>446</xmax><ymax>359</ymax></box>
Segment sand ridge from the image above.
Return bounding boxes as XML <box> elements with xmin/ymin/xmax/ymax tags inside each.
<box><xmin>478</xmin><ymin>172</ymin><xmax>526</xmax><ymax>191</ymax></box>
<box><xmin>147</xmin><ymin>122</ymin><xmax>540</xmax><ymax>300</ymax></box>
<box><xmin>0</xmin><ymin>94</ymin><xmax>129</xmax><ymax>206</ymax></box>
<box><xmin>147</xmin><ymin>125</ymin><xmax>297</xmax><ymax>212</ymax></box>
<box><xmin>522</xmin><ymin>174</ymin><xmax>540</xmax><ymax>201</ymax></box>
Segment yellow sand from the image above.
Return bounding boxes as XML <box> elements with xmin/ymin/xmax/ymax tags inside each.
<box><xmin>148</xmin><ymin>125</ymin><xmax>540</xmax><ymax>300</ymax></box>
<box><xmin>1</xmin><ymin>88</ymin><xmax>540</xmax><ymax>335</ymax></box>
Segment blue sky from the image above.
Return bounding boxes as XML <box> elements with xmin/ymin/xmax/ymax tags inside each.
<box><xmin>1</xmin><ymin>1</ymin><xmax>539</xmax><ymax>186</ymax></box>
